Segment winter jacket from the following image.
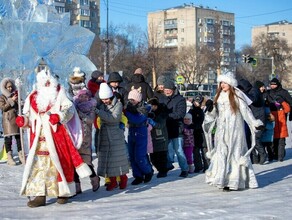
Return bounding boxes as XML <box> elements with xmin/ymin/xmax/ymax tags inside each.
<box><xmin>237</xmin><ymin>79</ymin><xmax>265</xmax><ymax>125</ymax></box>
<box><xmin>271</xmin><ymin>101</ymin><xmax>290</xmax><ymax>138</ymax></box>
<box><xmin>162</xmin><ymin>88</ymin><xmax>186</xmax><ymax>139</ymax></box>
<box><xmin>183</xmin><ymin>125</ymin><xmax>194</xmax><ymax>148</ymax></box>
<box><xmin>88</xmin><ymin>79</ymin><xmax>106</xmax><ymax>97</ymax></box>
<box><xmin>97</xmin><ymin>97</ymin><xmax>129</xmax><ymax>177</ymax></box>
<box><xmin>150</xmin><ymin>103</ymin><xmax>168</xmax><ymax>152</ymax></box>
<box><xmin>0</xmin><ymin>78</ymin><xmax>20</xmax><ymax>137</ymax></box>
<box><xmin>127</xmin><ymin>74</ymin><xmax>154</xmax><ymax>101</ymax></box>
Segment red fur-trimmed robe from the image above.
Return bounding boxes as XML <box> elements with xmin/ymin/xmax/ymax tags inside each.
<box><xmin>20</xmin><ymin>86</ymin><xmax>91</xmax><ymax>197</ymax></box>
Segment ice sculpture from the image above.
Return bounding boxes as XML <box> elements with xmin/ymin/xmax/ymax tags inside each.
<box><xmin>0</xmin><ymin>0</ymin><xmax>97</xmax><ymax>93</ymax></box>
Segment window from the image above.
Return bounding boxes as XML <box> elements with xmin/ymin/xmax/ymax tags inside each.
<box><xmin>80</xmin><ymin>9</ymin><xmax>90</xmax><ymax>16</ymax></box>
<box><xmin>206</xmin><ymin>18</ymin><xmax>214</xmax><ymax>25</ymax></box>
<box><xmin>80</xmin><ymin>0</ymin><xmax>89</xmax><ymax>5</ymax></box>
<box><xmin>181</xmin><ymin>28</ymin><xmax>184</xmax><ymax>33</ymax></box>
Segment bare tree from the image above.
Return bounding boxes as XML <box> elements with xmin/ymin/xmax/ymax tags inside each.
<box><xmin>253</xmin><ymin>32</ymin><xmax>292</xmax><ymax>83</ymax></box>
<box><xmin>176</xmin><ymin>45</ymin><xmax>211</xmax><ymax>85</ymax></box>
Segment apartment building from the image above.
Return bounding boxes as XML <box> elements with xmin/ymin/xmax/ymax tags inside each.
<box><xmin>54</xmin><ymin>0</ymin><xmax>100</xmax><ymax>36</ymax></box>
<box><xmin>147</xmin><ymin>3</ymin><xmax>235</xmax><ymax>77</ymax></box>
<box><xmin>252</xmin><ymin>20</ymin><xmax>292</xmax><ymax>48</ymax></box>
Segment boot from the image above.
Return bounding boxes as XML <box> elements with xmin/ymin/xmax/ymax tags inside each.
<box><xmin>57</xmin><ymin>197</ymin><xmax>69</xmax><ymax>204</ymax></box>
<box><xmin>18</xmin><ymin>151</ymin><xmax>25</xmax><ymax>164</ymax></box>
<box><xmin>7</xmin><ymin>151</ymin><xmax>16</xmax><ymax>166</ymax></box>
<box><xmin>131</xmin><ymin>177</ymin><xmax>144</xmax><ymax>185</ymax></box>
<box><xmin>27</xmin><ymin>196</ymin><xmax>46</xmax><ymax>208</ymax></box>
<box><xmin>144</xmin><ymin>171</ymin><xmax>153</xmax><ymax>183</ymax></box>
<box><xmin>75</xmin><ymin>182</ymin><xmax>82</xmax><ymax>194</ymax></box>
<box><xmin>106</xmin><ymin>177</ymin><xmax>118</xmax><ymax>191</ymax></box>
<box><xmin>188</xmin><ymin>164</ymin><xmax>195</xmax><ymax>174</ymax></box>
<box><xmin>119</xmin><ymin>174</ymin><xmax>128</xmax><ymax>189</ymax></box>
<box><xmin>90</xmin><ymin>176</ymin><xmax>100</xmax><ymax>192</ymax></box>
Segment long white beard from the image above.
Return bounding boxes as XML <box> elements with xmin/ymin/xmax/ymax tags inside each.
<box><xmin>36</xmin><ymin>84</ymin><xmax>58</xmax><ymax>112</ymax></box>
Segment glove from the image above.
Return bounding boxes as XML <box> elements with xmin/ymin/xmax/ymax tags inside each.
<box><xmin>289</xmin><ymin>112</ymin><xmax>292</xmax><ymax>121</ymax></box>
<box><xmin>205</xmin><ymin>99</ymin><xmax>214</xmax><ymax>113</ymax></box>
<box><xmin>148</xmin><ymin>118</ymin><xmax>156</xmax><ymax>127</ymax></box>
<box><xmin>255</xmin><ymin>125</ymin><xmax>265</xmax><ymax>131</ymax></box>
<box><xmin>15</xmin><ymin>115</ymin><xmax>25</xmax><ymax>127</ymax></box>
<box><xmin>119</xmin><ymin>122</ymin><xmax>125</xmax><ymax>130</ymax></box>
<box><xmin>49</xmin><ymin>114</ymin><xmax>60</xmax><ymax>125</ymax></box>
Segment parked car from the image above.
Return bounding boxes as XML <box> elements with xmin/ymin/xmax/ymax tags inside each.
<box><xmin>183</xmin><ymin>90</ymin><xmax>212</xmax><ymax>100</ymax></box>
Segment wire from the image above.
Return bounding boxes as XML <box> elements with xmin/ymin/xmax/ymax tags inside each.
<box><xmin>236</xmin><ymin>8</ymin><xmax>292</xmax><ymax>19</ymax></box>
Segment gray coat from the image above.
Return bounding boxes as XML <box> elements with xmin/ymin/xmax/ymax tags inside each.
<box><xmin>0</xmin><ymin>78</ymin><xmax>20</xmax><ymax>137</ymax></box>
<box><xmin>97</xmin><ymin>97</ymin><xmax>129</xmax><ymax>177</ymax></box>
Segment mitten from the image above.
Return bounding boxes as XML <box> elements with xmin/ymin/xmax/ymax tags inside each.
<box><xmin>49</xmin><ymin>114</ymin><xmax>60</xmax><ymax>125</ymax></box>
<box><xmin>205</xmin><ymin>99</ymin><xmax>214</xmax><ymax>113</ymax></box>
<box><xmin>148</xmin><ymin>118</ymin><xmax>156</xmax><ymax>127</ymax></box>
<box><xmin>119</xmin><ymin>122</ymin><xmax>125</xmax><ymax>130</ymax></box>
<box><xmin>15</xmin><ymin>116</ymin><xmax>25</xmax><ymax>127</ymax></box>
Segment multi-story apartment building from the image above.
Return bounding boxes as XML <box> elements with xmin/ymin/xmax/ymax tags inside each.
<box><xmin>252</xmin><ymin>20</ymin><xmax>292</xmax><ymax>48</ymax></box>
<box><xmin>54</xmin><ymin>0</ymin><xmax>100</xmax><ymax>36</ymax></box>
<box><xmin>147</xmin><ymin>3</ymin><xmax>235</xmax><ymax>81</ymax></box>
<box><xmin>252</xmin><ymin>20</ymin><xmax>292</xmax><ymax>88</ymax></box>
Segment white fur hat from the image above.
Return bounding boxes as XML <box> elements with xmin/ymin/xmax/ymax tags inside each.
<box><xmin>99</xmin><ymin>83</ymin><xmax>113</xmax><ymax>99</ymax></box>
<box><xmin>217</xmin><ymin>71</ymin><xmax>238</xmax><ymax>87</ymax></box>
<box><xmin>73</xmin><ymin>67</ymin><xmax>85</xmax><ymax>77</ymax></box>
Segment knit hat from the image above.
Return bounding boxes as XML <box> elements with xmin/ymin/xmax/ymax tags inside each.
<box><xmin>72</xmin><ymin>67</ymin><xmax>85</xmax><ymax>78</ymax></box>
<box><xmin>255</xmin><ymin>80</ymin><xmax>265</xmax><ymax>88</ymax></box>
<box><xmin>91</xmin><ymin>70</ymin><xmax>104</xmax><ymax>79</ymax></box>
<box><xmin>108</xmin><ymin>72</ymin><xmax>123</xmax><ymax>83</ymax></box>
<box><xmin>99</xmin><ymin>83</ymin><xmax>113</xmax><ymax>99</ymax></box>
<box><xmin>76</xmin><ymin>88</ymin><xmax>92</xmax><ymax>98</ymax></box>
<box><xmin>184</xmin><ymin>113</ymin><xmax>192</xmax><ymax>120</ymax></box>
<box><xmin>270</xmin><ymin>78</ymin><xmax>280</xmax><ymax>86</ymax></box>
<box><xmin>134</xmin><ymin>68</ymin><xmax>143</xmax><ymax>74</ymax></box>
<box><xmin>128</xmin><ymin>89</ymin><xmax>142</xmax><ymax>102</ymax></box>
<box><xmin>157</xmin><ymin>75</ymin><xmax>167</xmax><ymax>86</ymax></box>
<box><xmin>163</xmin><ymin>79</ymin><xmax>176</xmax><ymax>90</ymax></box>
<box><xmin>217</xmin><ymin>71</ymin><xmax>238</xmax><ymax>87</ymax></box>
<box><xmin>194</xmin><ymin>94</ymin><xmax>203</xmax><ymax>104</ymax></box>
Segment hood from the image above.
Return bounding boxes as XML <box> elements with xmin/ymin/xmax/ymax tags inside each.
<box><xmin>131</xmin><ymin>74</ymin><xmax>145</xmax><ymax>83</ymax></box>
<box><xmin>108</xmin><ymin>72</ymin><xmax>123</xmax><ymax>83</ymax></box>
<box><xmin>0</xmin><ymin>78</ymin><xmax>17</xmax><ymax>97</ymax></box>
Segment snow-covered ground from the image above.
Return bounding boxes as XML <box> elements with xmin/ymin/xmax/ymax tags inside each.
<box><xmin>1</xmin><ymin>123</ymin><xmax>292</xmax><ymax>220</ymax></box>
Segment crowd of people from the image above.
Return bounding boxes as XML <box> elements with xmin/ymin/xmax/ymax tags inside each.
<box><xmin>0</xmin><ymin>67</ymin><xmax>291</xmax><ymax>207</ymax></box>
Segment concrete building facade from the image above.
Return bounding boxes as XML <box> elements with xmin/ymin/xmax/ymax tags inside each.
<box><xmin>147</xmin><ymin>3</ymin><xmax>235</xmax><ymax>81</ymax></box>
<box><xmin>54</xmin><ymin>0</ymin><xmax>100</xmax><ymax>36</ymax></box>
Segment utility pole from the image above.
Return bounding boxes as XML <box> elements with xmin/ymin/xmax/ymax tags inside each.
<box><xmin>104</xmin><ymin>0</ymin><xmax>110</xmax><ymax>75</ymax></box>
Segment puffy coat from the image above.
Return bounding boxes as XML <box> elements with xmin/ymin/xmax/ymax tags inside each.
<box><xmin>271</xmin><ymin>101</ymin><xmax>290</xmax><ymax>138</ymax></box>
<box><xmin>0</xmin><ymin>78</ymin><xmax>20</xmax><ymax>137</ymax></box>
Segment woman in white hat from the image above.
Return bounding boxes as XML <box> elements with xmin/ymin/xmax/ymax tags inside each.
<box><xmin>203</xmin><ymin>71</ymin><xmax>263</xmax><ymax>191</ymax></box>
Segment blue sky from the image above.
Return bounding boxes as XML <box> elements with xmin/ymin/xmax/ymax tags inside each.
<box><xmin>100</xmin><ymin>0</ymin><xmax>292</xmax><ymax>50</ymax></box>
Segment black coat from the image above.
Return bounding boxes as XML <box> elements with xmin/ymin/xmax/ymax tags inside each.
<box><xmin>150</xmin><ymin>103</ymin><xmax>169</xmax><ymax>152</ymax></box>
<box><xmin>238</xmin><ymin>79</ymin><xmax>265</xmax><ymax>124</ymax></box>
<box><xmin>127</xmin><ymin>74</ymin><xmax>154</xmax><ymax>101</ymax></box>
<box><xmin>162</xmin><ymin>89</ymin><xmax>186</xmax><ymax>139</ymax></box>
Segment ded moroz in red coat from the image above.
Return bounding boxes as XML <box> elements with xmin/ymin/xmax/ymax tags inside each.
<box><xmin>20</xmin><ymin>85</ymin><xmax>91</xmax><ymax>197</ymax></box>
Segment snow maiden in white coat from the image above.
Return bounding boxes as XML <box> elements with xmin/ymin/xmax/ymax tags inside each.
<box><xmin>15</xmin><ymin>70</ymin><xmax>91</xmax><ymax>207</ymax></box>
<box><xmin>203</xmin><ymin>71</ymin><xmax>263</xmax><ymax>191</ymax></box>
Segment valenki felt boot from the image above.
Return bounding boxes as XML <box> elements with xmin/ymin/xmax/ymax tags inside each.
<box><xmin>119</xmin><ymin>174</ymin><xmax>128</xmax><ymax>189</ymax></box>
<box><xmin>27</xmin><ymin>196</ymin><xmax>46</xmax><ymax>208</ymax></box>
<box><xmin>7</xmin><ymin>151</ymin><xmax>16</xmax><ymax>166</ymax></box>
<box><xmin>106</xmin><ymin>177</ymin><xmax>118</xmax><ymax>191</ymax></box>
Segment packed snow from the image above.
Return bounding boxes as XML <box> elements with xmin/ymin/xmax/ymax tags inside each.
<box><xmin>0</xmin><ymin>124</ymin><xmax>292</xmax><ymax>219</ymax></box>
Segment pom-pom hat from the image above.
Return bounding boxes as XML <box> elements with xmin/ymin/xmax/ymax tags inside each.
<box><xmin>99</xmin><ymin>83</ymin><xmax>113</xmax><ymax>99</ymax></box>
<box><xmin>128</xmin><ymin>89</ymin><xmax>142</xmax><ymax>102</ymax></box>
<box><xmin>217</xmin><ymin>71</ymin><xmax>238</xmax><ymax>87</ymax></box>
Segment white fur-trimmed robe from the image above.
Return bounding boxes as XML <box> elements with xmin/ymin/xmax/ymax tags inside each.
<box><xmin>203</xmin><ymin>90</ymin><xmax>263</xmax><ymax>190</ymax></box>
<box><xmin>20</xmin><ymin>86</ymin><xmax>91</xmax><ymax>197</ymax></box>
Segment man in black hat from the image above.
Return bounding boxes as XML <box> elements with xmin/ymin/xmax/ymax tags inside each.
<box><xmin>162</xmin><ymin>79</ymin><xmax>189</xmax><ymax>178</ymax></box>
<box><xmin>266</xmin><ymin>78</ymin><xmax>292</xmax><ymax>161</ymax></box>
